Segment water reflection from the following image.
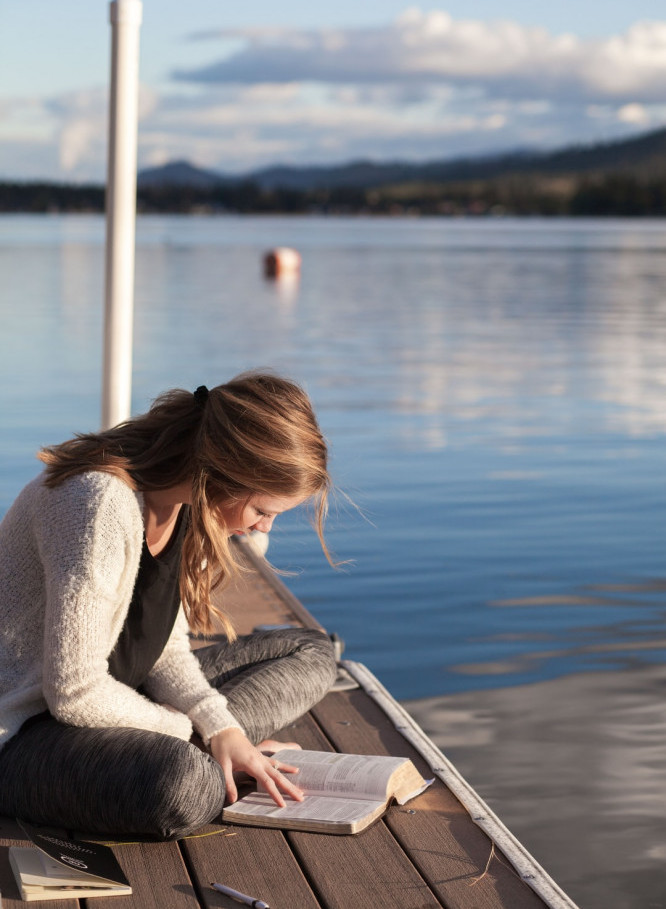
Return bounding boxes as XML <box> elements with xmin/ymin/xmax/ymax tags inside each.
<box><xmin>384</xmin><ymin>248</ymin><xmax>666</xmax><ymax>449</ymax></box>
<box><xmin>451</xmin><ymin>577</ymin><xmax>666</xmax><ymax>683</ymax></box>
<box><xmin>404</xmin><ymin>663</ymin><xmax>666</xmax><ymax>909</ymax></box>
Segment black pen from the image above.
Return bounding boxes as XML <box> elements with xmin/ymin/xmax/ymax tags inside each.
<box><xmin>211</xmin><ymin>881</ymin><xmax>270</xmax><ymax>909</ymax></box>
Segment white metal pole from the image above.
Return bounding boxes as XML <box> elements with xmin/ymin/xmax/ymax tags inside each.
<box><xmin>102</xmin><ymin>0</ymin><xmax>143</xmax><ymax>430</ymax></box>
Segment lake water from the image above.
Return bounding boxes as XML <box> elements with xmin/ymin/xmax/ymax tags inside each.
<box><xmin>0</xmin><ymin>214</ymin><xmax>664</xmax><ymax>908</ymax></box>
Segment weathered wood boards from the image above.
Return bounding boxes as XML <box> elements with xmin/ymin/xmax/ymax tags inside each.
<box><xmin>312</xmin><ymin>690</ymin><xmax>546</xmax><ymax>909</ymax></box>
<box><xmin>87</xmin><ymin>841</ymin><xmax>197</xmax><ymax>909</ymax></box>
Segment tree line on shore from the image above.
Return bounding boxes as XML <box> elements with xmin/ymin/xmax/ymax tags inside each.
<box><xmin>3</xmin><ymin>173</ymin><xmax>666</xmax><ymax>216</ymax></box>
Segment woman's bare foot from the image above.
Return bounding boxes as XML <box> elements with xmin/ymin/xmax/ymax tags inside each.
<box><xmin>258</xmin><ymin>739</ymin><xmax>302</xmax><ymax>754</ymax></box>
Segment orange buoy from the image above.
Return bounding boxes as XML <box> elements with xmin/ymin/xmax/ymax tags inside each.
<box><xmin>263</xmin><ymin>247</ymin><xmax>302</xmax><ymax>278</ymax></box>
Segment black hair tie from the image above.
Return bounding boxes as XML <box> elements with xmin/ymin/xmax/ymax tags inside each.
<box><xmin>194</xmin><ymin>385</ymin><xmax>209</xmax><ymax>407</ymax></box>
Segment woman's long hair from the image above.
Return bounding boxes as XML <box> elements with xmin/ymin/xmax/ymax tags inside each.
<box><xmin>38</xmin><ymin>372</ymin><xmax>331</xmax><ymax>637</ymax></box>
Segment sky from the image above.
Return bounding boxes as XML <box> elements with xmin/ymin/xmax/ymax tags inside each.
<box><xmin>2</xmin><ymin>1</ymin><xmax>666</xmax><ymax>182</ymax></box>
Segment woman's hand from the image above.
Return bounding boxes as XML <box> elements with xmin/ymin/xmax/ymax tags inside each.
<box><xmin>209</xmin><ymin>727</ymin><xmax>304</xmax><ymax>806</ymax></box>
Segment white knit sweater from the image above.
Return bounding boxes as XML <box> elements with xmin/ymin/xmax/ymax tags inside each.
<box><xmin>0</xmin><ymin>470</ymin><xmax>242</xmax><ymax>750</ymax></box>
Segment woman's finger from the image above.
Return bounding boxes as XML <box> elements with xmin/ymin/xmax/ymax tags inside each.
<box><xmin>265</xmin><ymin>766</ymin><xmax>304</xmax><ymax>802</ymax></box>
<box><xmin>271</xmin><ymin>760</ymin><xmax>300</xmax><ymax>776</ymax></box>
<box><xmin>222</xmin><ymin>761</ymin><xmax>238</xmax><ymax>805</ymax></box>
<box><xmin>261</xmin><ymin>773</ymin><xmax>286</xmax><ymax>808</ymax></box>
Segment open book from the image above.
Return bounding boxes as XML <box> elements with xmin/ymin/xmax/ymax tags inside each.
<box><xmin>223</xmin><ymin>749</ymin><xmax>433</xmax><ymax>834</ymax></box>
<box><xmin>8</xmin><ymin>821</ymin><xmax>132</xmax><ymax>901</ymax></box>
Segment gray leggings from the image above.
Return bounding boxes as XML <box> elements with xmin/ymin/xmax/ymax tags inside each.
<box><xmin>0</xmin><ymin>628</ymin><xmax>336</xmax><ymax>840</ymax></box>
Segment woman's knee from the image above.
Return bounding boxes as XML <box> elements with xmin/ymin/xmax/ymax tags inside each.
<box><xmin>137</xmin><ymin>738</ymin><xmax>226</xmax><ymax>839</ymax></box>
<box><xmin>295</xmin><ymin>628</ymin><xmax>338</xmax><ymax>691</ymax></box>
<box><xmin>0</xmin><ymin>721</ymin><xmax>226</xmax><ymax>840</ymax></box>
<box><xmin>264</xmin><ymin>627</ymin><xmax>338</xmax><ymax>711</ymax></box>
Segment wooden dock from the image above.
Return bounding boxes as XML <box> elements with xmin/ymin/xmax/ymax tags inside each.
<box><xmin>0</xmin><ymin>537</ymin><xmax>578</xmax><ymax>909</ymax></box>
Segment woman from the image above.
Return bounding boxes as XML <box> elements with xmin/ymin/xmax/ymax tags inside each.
<box><xmin>0</xmin><ymin>372</ymin><xmax>337</xmax><ymax>839</ymax></box>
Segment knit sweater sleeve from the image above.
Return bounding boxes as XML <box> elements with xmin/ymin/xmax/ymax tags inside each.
<box><xmin>37</xmin><ymin>474</ymin><xmax>193</xmax><ymax>741</ymax></box>
<box><xmin>142</xmin><ymin>609</ymin><xmax>244</xmax><ymax>744</ymax></box>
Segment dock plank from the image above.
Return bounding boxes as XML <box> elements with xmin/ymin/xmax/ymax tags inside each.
<box><xmin>183</xmin><ymin>825</ymin><xmax>321</xmax><ymax>909</ymax></box>
<box><xmin>89</xmin><ymin>840</ymin><xmax>198</xmax><ymax>909</ymax></box>
<box><xmin>276</xmin><ymin>708</ymin><xmax>445</xmax><ymax>909</ymax></box>
<box><xmin>312</xmin><ymin>689</ymin><xmax>547</xmax><ymax>909</ymax></box>
<box><xmin>289</xmin><ymin>822</ymin><xmax>442</xmax><ymax>909</ymax></box>
<box><xmin>216</xmin><ymin>540</ymin><xmax>324</xmax><ymax>636</ymax></box>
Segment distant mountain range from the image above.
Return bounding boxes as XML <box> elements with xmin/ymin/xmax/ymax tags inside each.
<box><xmin>4</xmin><ymin>124</ymin><xmax>666</xmax><ymax>216</ymax></box>
<box><xmin>138</xmin><ymin>126</ymin><xmax>666</xmax><ymax>192</ymax></box>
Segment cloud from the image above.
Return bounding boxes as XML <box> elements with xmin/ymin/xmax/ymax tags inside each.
<box><xmin>4</xmin><ymin>8</ymin><xmax>666</xmax><ymax>181</ymax></box>
<box><xmin>177</xmin><ymin>10</ymin><xmax>666</xmax><ymax>104</ymax></box>
<box><xmin>134</xmin><ymin>82</ymin><xmax>531</xmax><ymax>173</ymax></box>
<box><xmin>0</xmin><ymin>87</ymin><xmax>160</xmax><ymax>181</ymax></box>
<box><xmin>617</xmin><ymin>103</ymin><xmax>651</xmax><ymax>125</ymax></box>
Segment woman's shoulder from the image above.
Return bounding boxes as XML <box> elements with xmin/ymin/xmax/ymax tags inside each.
<box><xmin>64</xmin><ymin>469</ymin><xmax>137</xmax><ymax>497</ymax></box>
<box><xmin>40</xmin><ymin>470</ymin><xmax>143</xmax><ymax>530</ymax></box>
<box><xmin>45</xmin><ymin>469</ymin><xmax>138</xmax><ymax>500</ymax></box>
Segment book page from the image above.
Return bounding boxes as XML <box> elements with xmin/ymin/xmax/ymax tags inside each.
<box><xmin>273</xmin><ymin>750</ymin><xmax>406</xmax><ymax>801</ymax></box>
<box><xmin>395</xmin><ymin>777</ymin><xmax>432</xmax><ymax>805</ymax></box>
<box><xmin>226</xmin><ymin>791</ymin><xmax>384</xmax><ymax>825</ymax></box>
